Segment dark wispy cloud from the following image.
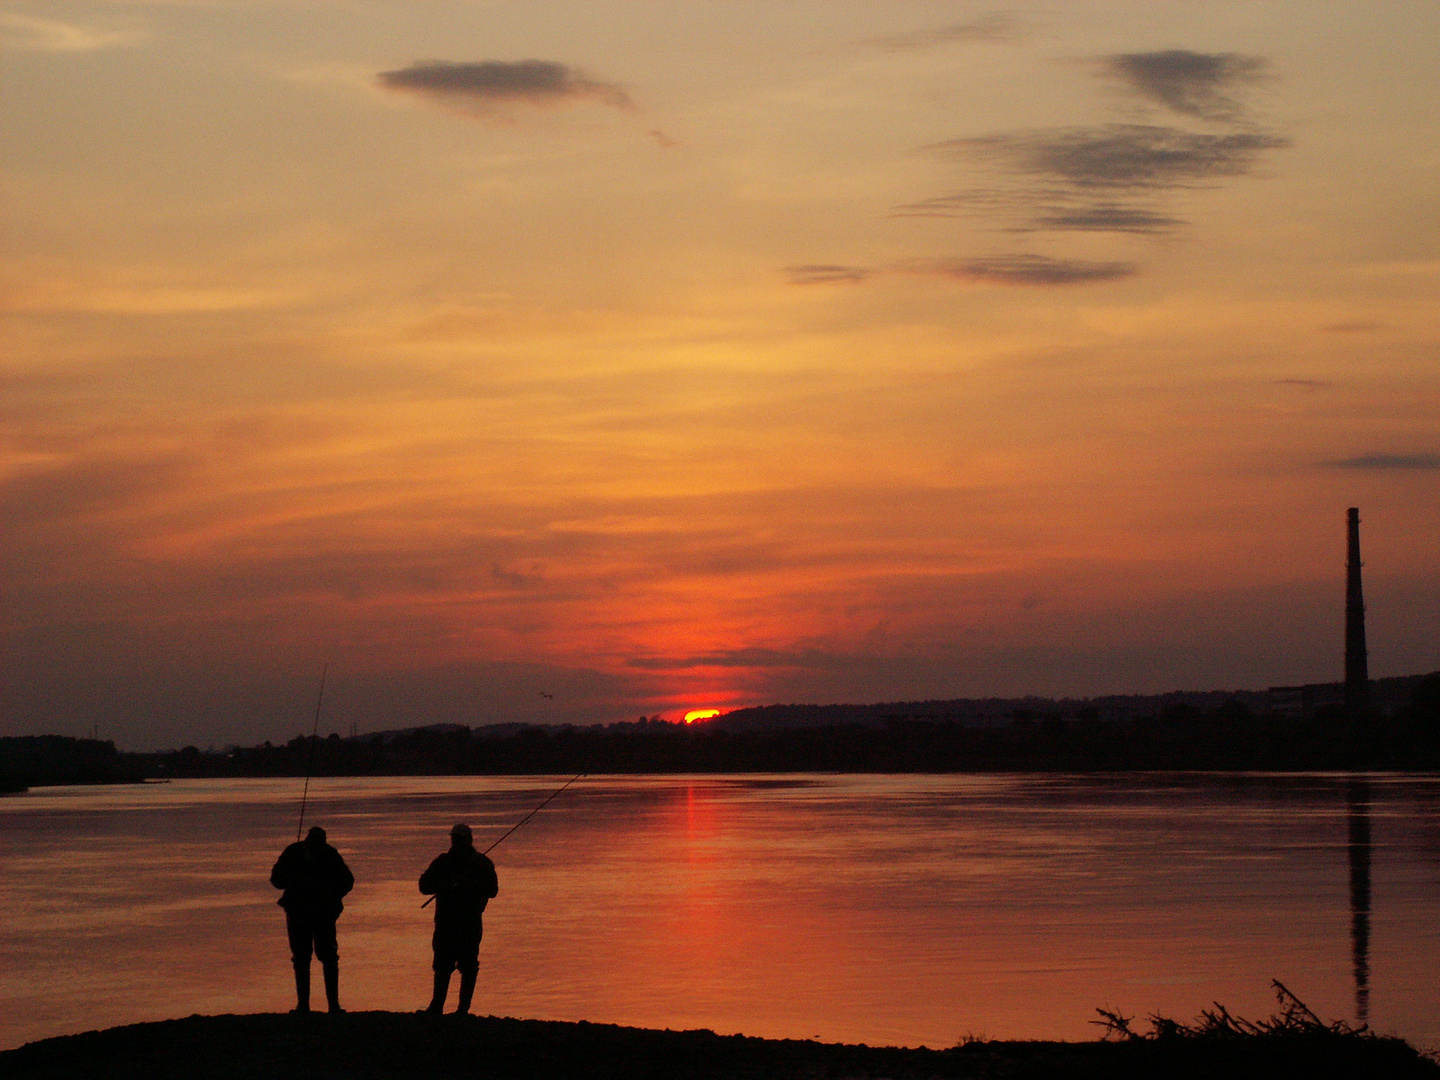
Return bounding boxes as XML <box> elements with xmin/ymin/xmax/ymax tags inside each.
<box><xmin>894</xmin><ymin>46</ymin><xmax>1286</xmax><ymax>249</ymax></box>
<box><xmin>936</xmin><ymin>125</ymin><xmax>1288</xmax><ymax>190</ymax></box>
<box><xmin>907</xmin><ymin>123</ymin><xmax>1286</xmax><ymax>238</ymax></box>
<box><xmin>904</xmin><ymin>254</ymin><xmax>1137</xmax><ymax>286</ymax></box>
<box><xmin>817</xmin><ymin>47</ymin><xmax>1287</xmax><ymax>286</ymax></box>
<box><xmin>1028</xmin><ymin>202</ymin><xmax>1184</xmax><ymax>234</ymax></box>
<box><xmin>1323</xmin><ymin>320</ymin><xmax>1381</xmax><ymax>333</ymax></box>
<box><xmin>628</xmin><ymin>647</ymin><xmax>845</xmax><ymax>670</ymax></box>
<box><xmin>377</xmin><ymin>59</ymin><xmax>633</xmax><ymax>112</ymax></box>
<box><xmin>785</xmin><ymin>264</ymin><xmax>874</xmax><ymax>285</ymax></box>
<box><xmin>783</xmin><ymin>255</ymin><xmax>1133</xmax><ymax>287</ymax></box>
<box><xmin>863</xmin><ymin>13</ymin><xmax>1021</xmax><ymax>51</ymax></box>
<box><xmin>490</xmin><ymin>562</ymin><xmax>543</xmax><ymax>588</ymax></box>
<box><xmin>1104</xmin><ymin>50</ymin><xmax>1267</xmax><ymax>123</ymax></box>
<box><xmin>894</xmin><ymin>191</ymin><xmax>1182</xmax><ymax>234</ymax></box>
<box><xmin>0</xmin><ymin>452</ymin><xmax>198</xmax><ymax>527</ymax></box>
<box><xmin>1324</xmin><ymin>453</ymin><xmax>1440</xmax><ymax>471</ymax></box>
<box><xmin>1275</xmin><ymin>378</ymin><xmax>1334</xmax><ymax>389</ymax></box>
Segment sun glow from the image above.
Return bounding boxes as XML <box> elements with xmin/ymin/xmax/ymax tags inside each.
<box><xmin>684</xmin><ymin>709</ymin><xmax>722</xmax><ymax>724</ymax></box>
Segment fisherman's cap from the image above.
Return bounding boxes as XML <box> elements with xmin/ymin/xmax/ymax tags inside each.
<box><xmin>450</xmin><ymin>822</ymin><xmax>472</xmax><ymax>840</ymax></box>
<box><xmin>306</xmin><ymin>826</ymin><xmax>327</xmax><ymax>843</ymax></box>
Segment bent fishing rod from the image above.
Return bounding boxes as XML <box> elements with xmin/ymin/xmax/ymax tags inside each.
<box><xmin>421</xmin><ymin>771</ymin><xmax>585</xmax><ymax>908</ymax></box>
<box><xmin>295</xmin><ymin>663</ymin><xmax>328</xmax><ymax>841</ymax></box>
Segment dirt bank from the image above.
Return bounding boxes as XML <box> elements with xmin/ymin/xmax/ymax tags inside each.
<box><xmin>3</xmin><ymin>1011</ymin><xmax>1434</xmax><ymax>1079</ymax></box>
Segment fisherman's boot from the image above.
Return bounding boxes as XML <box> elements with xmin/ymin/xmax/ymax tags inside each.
<box><xmin>323</xmin><ymin>962</ymin><xmax>342</xmax><ymax>1014</ymax></box>
<box><xmin>292</xmin><ymin>962</ymin><xmax>311</xmax><ymax>1014</ymax></box>
<box><xmin>455</xmin><ymin>970</ymin><xmax>477</xmax><ymax>1016</ymax></box>
<box><xmin>425</xmin><ymin>971</ymin><xmax>451</xmax><ymax>1014</ymax></box>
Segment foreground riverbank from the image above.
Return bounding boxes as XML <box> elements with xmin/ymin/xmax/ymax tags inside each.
<box><xmin>3</xmin><ymin>1012</ymin><xmax>1436</xmax><ymax>1079</ymax></box>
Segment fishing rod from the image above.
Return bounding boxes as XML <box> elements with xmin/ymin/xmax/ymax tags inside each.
<box><xmin>482</xmin><ymin>772</ymin><xmax>586</xmax><ymax>856</ymax></box>
<box><xmin>421</xmin><ymin>771</ymin><xmax>585</xmax><ymax>908</ymax></box>
<box><xmin>295</xmin><ymin>663</ymin><xmax>328</xmax><ymax>842</ymax></box>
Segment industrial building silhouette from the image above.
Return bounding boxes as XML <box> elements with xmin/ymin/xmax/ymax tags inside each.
<box><xmin>1268</xmin><ymin>507</ymin><xmax>1373</xmax><ymax>721</ymax></box>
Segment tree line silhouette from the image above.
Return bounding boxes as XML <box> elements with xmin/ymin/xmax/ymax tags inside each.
<box><xmin>5</xmin><ymin>673</ymin><xmax>1439</xmax><ymax>791</ymax></box>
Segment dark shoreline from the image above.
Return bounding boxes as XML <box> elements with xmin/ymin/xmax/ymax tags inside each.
<box><xmin>5</xmin><ymin>671</ymin><xmax>1439</xmax><ymax>788</ymax></box>
<box><xmin>3</xmin><ymin>1012</ymin><xmax>1436</xmax><ymax>1080</ymax></box>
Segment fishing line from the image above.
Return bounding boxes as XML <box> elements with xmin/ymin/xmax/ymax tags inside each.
<box><xmin>421</xmin><ymin>771</ymin><xmax>585</xmax><ymax>907</ymax></box>
<box><xmin>295</xmin><ymin>663</ymin><xmax>328</xmax><ymax>842</ymax></box>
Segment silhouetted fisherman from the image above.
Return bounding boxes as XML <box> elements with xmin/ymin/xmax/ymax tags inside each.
<box><xmin>270</xmin><ymin>826</ymin><xmax>354</xmax><ymax>1014</ymax></box>
<box><xmin>419</xmin><ymin>822</ymin><xmax>499</xmax><ymax>1014</ymax></box>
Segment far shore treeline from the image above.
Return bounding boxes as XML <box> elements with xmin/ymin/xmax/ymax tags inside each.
<box><xmin>5</xmin><ymin>672</ymin><xmax>1440</xmax><ymax>793</ymax></box>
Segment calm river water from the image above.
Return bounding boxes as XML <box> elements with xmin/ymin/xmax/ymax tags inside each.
<box><xmin>3</xmin><ymin>772</ymin><xmax>1439</xmax><ymax>1051</ymax></box>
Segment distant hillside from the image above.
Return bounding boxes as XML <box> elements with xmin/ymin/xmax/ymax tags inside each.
<box><xmin>117</xmin><ymin>669</ymin><xmax>1440</xmax><ymax>778</ymax></box>
<box><xmin>8</xmin><ymin>673</ymin><xmax>1438</xmax><ymax>786</ymax></box>
<box><xmin>0</xmin><ymin>736</ymin><xmax>146</xmax><ymax>793</ymax></box>
<box><xmin>708</xmin><ymin>672</ymin><xmax>1432</xmax><ymax>732</ymax></box>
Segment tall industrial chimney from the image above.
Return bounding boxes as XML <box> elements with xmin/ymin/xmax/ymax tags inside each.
<box><xmin>1345</xmin><ymin>507</ymin><xmax>1369</xmax><ymax>719</ymax></box>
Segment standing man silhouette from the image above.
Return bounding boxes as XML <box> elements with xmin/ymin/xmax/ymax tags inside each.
<box><xmin>270</xmin><ymin>825</ymin><xmax>354</xmax><ymax>1013</ymax></box>
<box><xmin>419</xmin><ymin>822</ymin><xmax>499</xmax><ymax>1014</ymax></box>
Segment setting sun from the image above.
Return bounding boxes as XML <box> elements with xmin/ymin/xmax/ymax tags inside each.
<box><xmin>684</xmin><ymin>710</ymin><xmax>722</xmax><ymax>724</ymax></box>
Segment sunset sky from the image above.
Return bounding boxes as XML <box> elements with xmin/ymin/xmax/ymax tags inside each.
<box><xmin>4</xmin><ymin>2</ymin><xmax>1438</xmax><ymax>749</ymax></box>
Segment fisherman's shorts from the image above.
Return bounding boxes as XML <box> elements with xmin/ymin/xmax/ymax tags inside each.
<box><xmin>286</xmin><ymin>911</ymin><xmax>339</xmax><ymax>967</ymax></box>
<box><xmin>432</xmin><ymin>920</ymin><xmax>482</xmax><ymax>975</ymax></box>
